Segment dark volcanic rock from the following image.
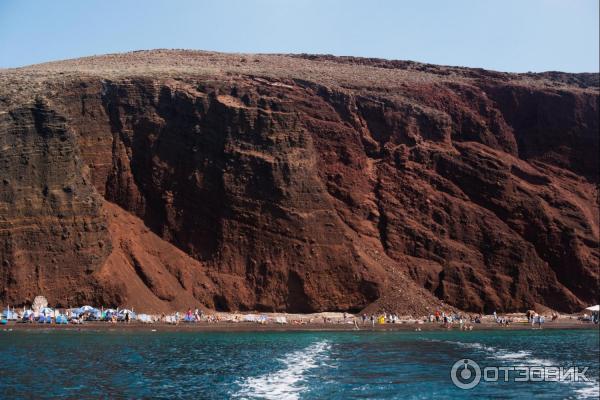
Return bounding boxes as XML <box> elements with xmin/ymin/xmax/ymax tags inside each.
<box><xmin>0</xmin><ymin>50</ymin><xmax>597</xmax><ymax>313</ymax></box>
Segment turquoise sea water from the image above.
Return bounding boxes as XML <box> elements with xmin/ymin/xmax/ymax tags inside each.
<box><xmin>0</xmin><ymin>328</ymin><xmax>598</xmax><ymax>399</ymax></box>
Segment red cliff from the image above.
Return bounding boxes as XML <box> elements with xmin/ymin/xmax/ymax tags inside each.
<box><xmin>0</xmin><ymin>50</ymin><xmax>597</xmax><ymax>314</ymax></box>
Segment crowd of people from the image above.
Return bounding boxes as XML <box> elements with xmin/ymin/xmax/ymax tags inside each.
<box><xmin>352</xmin><ymin>310</ymin><xmax>478</xmax><ymax>330</ymax></box>
<box><xmin>3</xmin><ymin>299</ymin><xmax>594</xmax><ymax>328</ymax></box>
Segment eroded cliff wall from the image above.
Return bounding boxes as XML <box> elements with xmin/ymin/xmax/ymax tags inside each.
<box><xmin>0</xmin><ymin>51</ymin><xmax>597</xmax><ymax>313</ymax></box>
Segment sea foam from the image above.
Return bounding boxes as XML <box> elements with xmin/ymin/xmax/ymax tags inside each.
<box><xmin>233</xmin><ymin>340</ymin><xmax>330</xmax><ymax>399</ymax></box>
<box><xmin>436</xmin><ymin>338</ymin><xmax>598</xmax><ymax>397</ymax></box>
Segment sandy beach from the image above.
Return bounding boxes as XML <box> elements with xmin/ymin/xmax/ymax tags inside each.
<box><xmin>3</xmin><ymin>319</ymin><xmax>596</xmax><ymax>333</ymax></box>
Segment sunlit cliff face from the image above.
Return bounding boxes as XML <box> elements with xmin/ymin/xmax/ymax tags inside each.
<box><xmin>0</xmin><ymin>51</ymin><xmax>597</xmax><ymax>313</ymax></box>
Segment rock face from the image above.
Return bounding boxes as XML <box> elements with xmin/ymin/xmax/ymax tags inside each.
<box><xmin>0</xmin><ymin>50</ymin><xmax>597</xmax><ymax>313</ymax></box>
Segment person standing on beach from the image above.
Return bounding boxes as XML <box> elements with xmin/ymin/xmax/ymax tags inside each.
<box><xmin>362</xmin><ymin>314</ymin><xmax>367</xmax><ymax>325</ymax></box>
<box><xmin>370</xmin><ymin>314</ymin><xmax>375</xmax><ymax>328</ymax></box>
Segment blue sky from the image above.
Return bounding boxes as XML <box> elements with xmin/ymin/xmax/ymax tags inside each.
<box><xmin>0</xmin><ymin>0</ymin><xmax>598</xmax><ymax>72</ymax></box>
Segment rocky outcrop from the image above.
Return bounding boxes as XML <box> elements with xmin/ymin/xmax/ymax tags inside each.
<box><xmin>0</xmin><ymin>99</ymin><xmax>110</xmax><ymax>306</ymax></box>
<box><xmin>0</xmin><ymin>50</ymin><xmax>597</xmax><ymax>313</ymax></box>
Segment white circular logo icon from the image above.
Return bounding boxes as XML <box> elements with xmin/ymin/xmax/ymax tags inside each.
<box><xmin>450</xmin><ymin>359</ymin><xmax>481</xmax><ymax>389</ymax></box>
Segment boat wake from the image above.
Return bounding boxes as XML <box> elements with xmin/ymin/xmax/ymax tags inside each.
<box><xmin>233</xmin><ymin>340</ymin><xmax>330</xmax><ymax>399</ymax></box>
<box><xmin>433</xmin><ymin>339</ymin><xmax>599</xmax><ymax>399</ymax></box>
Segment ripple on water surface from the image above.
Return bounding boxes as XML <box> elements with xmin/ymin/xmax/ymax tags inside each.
<box><xmin>0</xmin><ymin>329</ymin><xmax>597</xmax><ymax>399</ymax></box>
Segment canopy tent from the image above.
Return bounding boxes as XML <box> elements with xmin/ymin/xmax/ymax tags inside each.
<box><xmin>101</xmin><ymin>309</ymin><xmax>118</xmax><ymax>320</ymax></box>
<box><xmin>37</xmin><ymin>315</ymin><xmax>52</xmax><ymax>323</ymax></box>
<box><xmin>182</xmin><ymin>314</ymin><xmax>196</xmax><ymax>323</ymax></box>
<box><xmin>585</xmin><ymin>305</ymin><xmax>599</xmax><ymax>312</ymax></box>
<box><xmin>72</xmin><ymin>306</ymin><xmax>101</xmax><ymax>319</ymax></box>
<box><xmin>117</xmin><ymin>309</ymin><xmax>137</xmax><ymax>320</ymax></box>
<box><xmin>40</xmin><ymin>307</ymin><xmax>54</xmax><ymax>316</ymax></box>
<box><xmin>73</xmin><ymin>305</ymin><xmax>98</xmax><ymax>314</ymax></box>
<box><xmin>2</xmin><ymin>307</ymin><xmax>19</xmax><ymax>320</ymax></box>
